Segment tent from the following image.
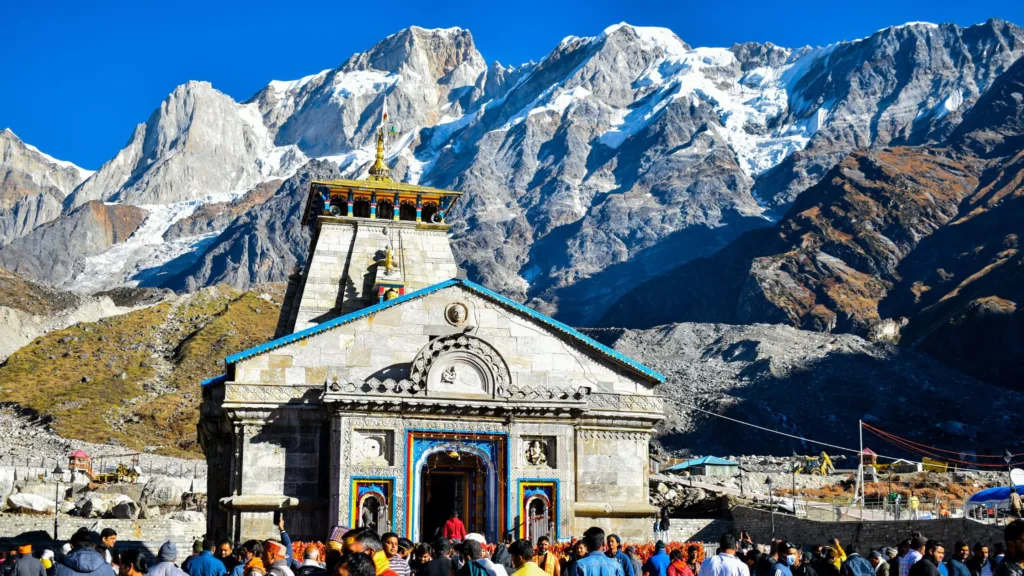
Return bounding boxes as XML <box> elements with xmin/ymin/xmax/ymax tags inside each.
<box><xmin>965</xmin><ymin>484</ymin><xmax>1024</xmax><ymax>512</ymax></box>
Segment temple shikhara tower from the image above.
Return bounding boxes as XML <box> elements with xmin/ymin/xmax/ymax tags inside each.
<box><xmin>199</xmin><ymin>120</ymin><xmax>666</xmax><ymax>543</ymax></box>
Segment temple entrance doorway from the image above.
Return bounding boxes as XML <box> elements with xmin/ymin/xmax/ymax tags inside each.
<box><xmin>418</xmin><ymin>450</ymin><xmax>487</xmax><ymax>541</ymax></box>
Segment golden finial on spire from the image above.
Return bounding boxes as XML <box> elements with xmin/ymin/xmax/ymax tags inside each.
<box><xmin>368</xmin><ymin>127</ymin><xmax>392</xmax><ymax>182</ymax></box>
<box><xmin>368</xmin><ymin>93</ymin><xmax>393</xmax><ymax>182</ymax></box>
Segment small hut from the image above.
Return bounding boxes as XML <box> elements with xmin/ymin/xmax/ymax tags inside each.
<box><xmin>68</xmin><ymin>450</ymin><xmax>93</xmax><ymax>478</ymax></box>
<box><xmin>859</xmin><ymin>448</ymin><xmax>878</xmax><ymax>466</ymax></box>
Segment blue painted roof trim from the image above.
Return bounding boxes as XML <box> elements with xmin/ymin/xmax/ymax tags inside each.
<box><xmin>223</xmin><ymin>279</ymin><xmax>458</xmax><ymax>365</ymax></box>
<box><xmin>200</xmin><ymin>374</ymin><xmax>226</xmax><ymax>387</ymax></box>
<box><xmin>456</xmin><ymin>279</ymin><xmax>665</xmax><ymax>383</ymax></box>
<box><xmin>222</xmin><ymin>278</ymin><xmax>665</xmax><ymax>384</ymax></box>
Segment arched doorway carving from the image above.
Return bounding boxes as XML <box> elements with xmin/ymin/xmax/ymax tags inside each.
<box><xmin>525</xmin><ymin>493</ymin><xmax>551</xmax><ymax>540</ymax></box>
<box><xmin>409</xmin><ymin>434</ymin><xmax>506</xmax><ymax>543</ymax></box>
<box><xmin>358</xmin><ymin>491</ymin><xmax>388</xmax><ymax>533</ymax></box>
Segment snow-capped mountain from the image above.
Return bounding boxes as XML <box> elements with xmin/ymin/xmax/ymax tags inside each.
<box><xmin>0</xmin><ymin>129</ymin><xmax>92</xmax><ymax>246</ymax></box>
<box><xmin>64</xmin><ymin>80</ymin><xmax>308</xmax><ymax>210</ymax></box>
<box><xmin>2</xmin><ymin>20</ymin><xmax>1023</xmax><ymax>326</ymax></box>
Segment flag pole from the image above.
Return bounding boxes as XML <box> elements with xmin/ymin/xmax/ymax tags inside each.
<box><xmin>858</xmin><ymin>419</ymin><xmax>865</xmax><ymax>520</ymax></box>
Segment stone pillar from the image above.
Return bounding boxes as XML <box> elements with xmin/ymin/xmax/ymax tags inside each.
<box><xmin>347</xmin><ymin>190</ymin><xmax>354</xmax><ymax>217</ymax></box>
<box><xmin>329</xmin><ymin>412</ymin><xmax>344</xmax><ymax>529</ymax></box>
<box><xmin>370</xmin><ymin>192</ymin><xmax>377</xmax><ymax>219</ymax></box>
<box><xmin>416</xmin><ymin>195</ymin><xmax>422</xmax><ymax>222</ymax></box>
<box><xmin>393</xmin><ymin>194</ymin><xmax>400</xmax><ymax>220</ymax></box>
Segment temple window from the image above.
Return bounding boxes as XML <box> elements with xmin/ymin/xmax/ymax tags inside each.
<box><xmin>353</xmin><ymin>199</ymin><xmax>371</xmax><ymax>218</ymax></box>
<box><xmin>377</xmin><ymin>200</ymin><xmax>394</xmax><ymax>220</ymax></box>
<box><xmin>399</xmin><ymin>201</ymin><xmax>417</xmax><ymax>221</ymax></box>
<box><xmin>421</xmin><ymin>202</ymin><xmax>439</xmax><ymax>224</ymax></box>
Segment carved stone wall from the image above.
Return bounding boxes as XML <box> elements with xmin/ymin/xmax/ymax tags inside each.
<box><xmin>334</xmin><ymin>414</ymin><xmax>513</xmax><ymax>540</ymax></box>
<box><xmin>510</xmin><ymin>421</ymin><xmax>575</xmax><ymax>539</ymax></box>
<box><xmin>235</xmin><ymin>286</ymin><xmax>658</xmax><ymax>396</ymax></box>
<box><xmin>576</xmin><ymin>427</ymin><xmax>652</xmax><ymax>504</ymax></box>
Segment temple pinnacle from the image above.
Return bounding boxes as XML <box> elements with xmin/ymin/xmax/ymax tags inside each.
<box><xmin>368</xmin><ymin>127</ymin><xmax>392</xmax><ymax>182</ymax></box>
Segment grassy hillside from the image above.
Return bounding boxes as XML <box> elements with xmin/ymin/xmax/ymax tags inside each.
<box><xmin>0</xmin><ymin>285</ymin><xmax>282</xmax><ymax>457</ymax></box>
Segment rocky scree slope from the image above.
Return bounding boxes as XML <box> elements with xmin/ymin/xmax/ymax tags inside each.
<box><xmin>0</xmin><ymin>201</ymin><xmax>150</xmax><ymax>286</ymax></box>
<box><xmin>590</xmin><ymin>323</ymin><xmax>1024</xmax><ymax>457</ymax></box>
<box><xmin>0</xmin><ymin>266</ymin><xmax>168</xmax><ymax>362</ymax></box>
<box><xmin>4</xmin><ymin>22</ymin><xmax>1023</xmax><ymax>327</ymax></box>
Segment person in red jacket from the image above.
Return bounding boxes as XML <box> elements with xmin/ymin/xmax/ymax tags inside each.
<box><xmin>668</xmin><ymin>551</ymin><xmax>694</xmax><ymax>576</ymax></box>
<box><xmin>442</xmin><ymin>510</ymin><xmax>467</xmax><ymax>541</ymax></box>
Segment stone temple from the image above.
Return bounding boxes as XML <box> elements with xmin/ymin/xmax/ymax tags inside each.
<box><xmin>199</xmin><ymin>127</ymin><xmax>666</xmax><ymax>544</ymax></box>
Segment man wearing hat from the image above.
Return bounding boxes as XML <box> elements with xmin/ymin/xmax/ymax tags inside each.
<box><xmin>261</xmin><ymin>541</ymin><xmax>293</xmax><ymax>576</ymax></box>
<box><xmin>149</xmin><ymin>542</ymin><xmax>188</xmax><ymax>576</ymax></box>
<box><xmin>13</xmin><ymin>545</ymin><xmax>45</xmax><ymax>576</ymax></box>
<box><xmin>868</xmin><ymin>553</ymin><xmax>889</xmax><ymax>576</ymax></box>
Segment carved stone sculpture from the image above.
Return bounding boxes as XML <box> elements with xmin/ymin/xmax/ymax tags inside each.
<box><xmin>440</xmin><ymin>365</ymin><xmax>457</xmax><ymax>384</ymax></box>
<box><xmin>525</xmin><ymin>440</ymin><xmax>548</xmax><ymax>466</ymax></box>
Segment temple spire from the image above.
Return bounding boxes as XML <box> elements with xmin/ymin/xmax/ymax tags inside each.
<box><xmin>368</xmin><ymin>127</ymin><xmax>392</xmax><ymax>181</ymax></box>
<box><xmin>368</xmin><ymin>94</ymin><xmax>393</xmax><ymax>182</ymax></box>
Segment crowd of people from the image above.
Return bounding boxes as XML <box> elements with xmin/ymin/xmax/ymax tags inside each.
<box><xmin>706</xmin><ymin>523</ymin><xmax>1024</xmax><ymax>576</ymax></box>
<box><xmin>4</xmin><ymin>518</ymin><xmax>1023</xmax><ymax>576</ymax></box>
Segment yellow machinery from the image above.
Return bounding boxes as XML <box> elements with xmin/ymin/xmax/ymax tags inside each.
<box><xmin>921</xmin><ymin>457</ymin><xmax>948</xmax><ymax>473</ymax></box>
<box><xmin>795</xmin><ymin>452</ymin><xmax>839</xmax><ymax>475</ymax></box>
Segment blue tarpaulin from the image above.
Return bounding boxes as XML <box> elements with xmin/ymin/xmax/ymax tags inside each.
<box><xmin>967</xmin><ymin>485</ymin><xmax>1024</xmax><ymax>505</ymax></box>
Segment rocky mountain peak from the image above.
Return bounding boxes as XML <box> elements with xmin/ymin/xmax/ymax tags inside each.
<box><xmin>730</xmin><ymin>41</ymin><xmax>792</xmax><ymax>71</ymax></box>
<box><xmin>0</xmin><ymin>129</ymin><xmax>93</xmax><ymax>246</ymax></box>
<box><xmin>64</xmin><ymin>79</ymin><xmax>302</xmax><ymax>210</ymax></box>
<box><xmin>951</xmin><ymin>51</ymin><xmax>1024</xmax><ymax>156</ymax></box>
<box><xmin>597</xmin><ymin>23</ymin><xmax>691</xmax><ymax>53</ymax></box>
<box><xmin>341</xmin><ymin>26</ymin><xmax>485</xmax><ymax>84</ymax></box>
<box><xmin>0</xmin><ymin>129</ymin><xmax>91</xmax><ymax>197</ymax></box>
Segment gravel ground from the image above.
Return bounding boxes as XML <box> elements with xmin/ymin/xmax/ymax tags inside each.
<box><xmin>589</xmin><ymin>323</ymin><xmax>1024</xmax><ymax>457</ymax></box>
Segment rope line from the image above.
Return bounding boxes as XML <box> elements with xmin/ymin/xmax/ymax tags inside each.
<box><xmin>679</xmin><ymin>401</ymin><xmax>906</xmax><ymax>461</ymax></box>
<box><xmin>862</xmin><ymin>422</ymin><xmax>1024</xmax><ymax>458</ymax></box>
<box><xmin>863</xmin><ymin>425</ymin><xmax>1024</xmax><ymax>467</ymax></box>
<box><xmin>682</xmin><ymin>402</ymin><xmax>1023</xmax><ymax>468</ymax></box>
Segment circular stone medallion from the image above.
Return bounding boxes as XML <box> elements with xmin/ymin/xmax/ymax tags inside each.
<box><xmin>445</xmin><ymin>302</ymin><xmax>469</xmax><ymax>326</ymax></box>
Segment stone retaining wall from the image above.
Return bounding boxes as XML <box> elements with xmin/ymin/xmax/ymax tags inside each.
<box><xmin>730</xmin><ymin>507</ymin><xmax>1004</xmax><ymax>552</ymax></box>
<box><xmin>0</xmin><ymin>516</ymin><xmax>206</xmax><ymax>558</ymax></box>
<box><xmin>667</xmin><ymin>518</ymin><xmax>732</xmax><ymax>542</ymax></box>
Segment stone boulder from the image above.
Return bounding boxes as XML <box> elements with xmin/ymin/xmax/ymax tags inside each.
<box><xmin>9</xmin><ymin>493</ymin><xmax>54</xmax><ymax>512</ymax></box>
<box><xmin>77</xmin><ymin>494</ymin><xmax>113</xmax><ymax>518</ymax></box>
<box><xmin>110</xmin><ymin>496</ymin><xmax>140</xmax><ymax>519</ymax></box>
<box><xmin>140</xmin><ymin>477</ymin><xmax>189</xmax><ymax>508</ymax></box>
<box><xmin>140</xmin><ymin>506</ymin><xmax>161</xmax><ymax>519</ymax></box>
<box><xmin>15</xmin><ymin>482</ymin><xmax>57</xmax><ymax>499</ymax></box>
<box><xmin>0</xmin><ymin>468</ymin><xmax>14</xmax><ymax>510</ymax></box>
<box><xmin>169</xmin><ymin>510</ymin><xmax>205</xmax><ymax>523</ymax></box>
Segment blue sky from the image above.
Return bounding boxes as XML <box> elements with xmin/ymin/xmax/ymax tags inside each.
<box><xmin>2</xmin><ymin>0</ymin><xmax>1022</xmax><ymax>170</ymax></box>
